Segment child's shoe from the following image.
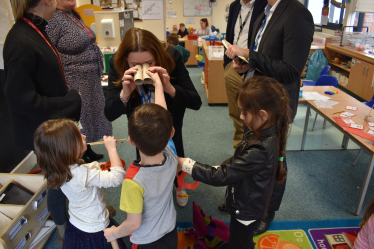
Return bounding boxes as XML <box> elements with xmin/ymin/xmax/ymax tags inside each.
<box><xmin>176</xmin><ymin>186</ymin><xmax>189</xmax><ymax>207</ymax></box>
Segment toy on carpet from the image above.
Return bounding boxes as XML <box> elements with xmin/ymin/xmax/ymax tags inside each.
<box><xmin>182</xmin><ymin>201</ymin><xmax>230</xmax><ymax>249</ymax></box>
<box><xmin>325</xmin><ymin>90</ymin><xmax>338</xmax><ymax>95</ymax></box>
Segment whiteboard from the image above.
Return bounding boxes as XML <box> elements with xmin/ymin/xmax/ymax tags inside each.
<box><xmin>183</xmin><ymin>0</ymin><xmax>212</xmax><ymax>17</ymax></box>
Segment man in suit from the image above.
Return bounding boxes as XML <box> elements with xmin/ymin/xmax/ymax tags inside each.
<box><xmin>225</xmin><ymin>0</ymin><xmax>314</xmax><ymax>235</ymax></box>
<box><xmin>224</xmin><ymin>0</ymin><xmax>267</xmax><ymax>150</ymax></box>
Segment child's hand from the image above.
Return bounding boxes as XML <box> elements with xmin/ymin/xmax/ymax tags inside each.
<box><xmin>177</xmin><ymin>157</ymin><xmax>186</xmax><ymax>173</ymax></box>
<box><xmin>148</xmin><ymin>66</ymin><xmax>175</xmax><ymax>97</ymax></box>
<box><xmin>145</xmin><ymin>70</ymin><xmax>162</xmax><ymax>88</ymax></box>
<box><xmin>103</xmin><ymin>226</ymin><xmax>117</xmax><ymax>242</ymax></box>
<box><xmin>98</xmin><ymin>162</ymin><xmax>107</xmax><ymax>170</ymax></box>
<box><xmin>104</xmin><ymin>136</ymin><xmax>117</xmax><ymax>151</ymax></box>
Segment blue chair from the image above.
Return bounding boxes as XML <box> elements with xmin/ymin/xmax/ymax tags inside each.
<box><xmin>303</xmin><ymin>65</ymin><xmax>331</xmax><ymax>86</ymax></box>
<box><xmin>352</xmin><ymin>95</ymin><xmax>374</xmax><ymax>166</ymax></box>
<box><xmin>311</xmin><ymin>75</ymin><xmax>339</xmax><ymax>131</ymax></box>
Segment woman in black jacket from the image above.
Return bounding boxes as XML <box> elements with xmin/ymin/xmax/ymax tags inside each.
<box><xmin>104</xmin><ymin>28</ymin><xmax>202</xmax><ymax>207</ymax></box>
<box><xmin>3</xmin><ymin>0</ymin><xmax>81</xmax><ymax>246</ymax></box>
<box><xmin>177</xmin><ymin>76</ymin><xmax>290</xmax><ymax>249</ymax></box>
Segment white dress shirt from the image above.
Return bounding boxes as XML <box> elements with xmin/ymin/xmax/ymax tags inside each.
<box><xmin>245</xmin><ymin>0</ymin><xmax>282</xmax><ymax>80</ymax></box>
<box><xmin>60</xmin><ymin>162</ymin><xmax>126</xmax><ymax>233</ymax></box>
<box><xmin>254</xmin><ymin>0</ymin><xmax>282</xmax><ymax>52</ymax></box>
<box><xmin>233</xmin><ymin>0</ymin><xmax>256</xmax><ymax>49</ymax></box>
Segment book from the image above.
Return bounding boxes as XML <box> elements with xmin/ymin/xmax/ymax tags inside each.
<box><xmin>222</xmin><ymin>40</ymin><xmax>249</xmax><ymax>64</ymax></box>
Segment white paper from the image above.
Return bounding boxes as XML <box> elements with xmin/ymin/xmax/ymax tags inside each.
<box><xmin>351</xmin><ymin>124</ymin><xmax>364</xmax><ymax>130</ymax></box>
<box><xmin>343</xmin><ymin>119</ymin><xmax>356</xmax><ymax>124</ymax></box>
<box><xmin>186</xmin><ymin>18</ymin><xmax>195</xmax><ymax>24</ymax></box>
<box><xmin>303</xmin><ymin>92</ymin><xmax>331</xmax><ymax>101</ymax></box>
<box><xmin>313</xmin><ymin>100</ymin><xmax>339</xmax><ymax>109</ymax></box>
<box><xmin>167</xmin><ymin>11</ymin><xmax>177</xmax><ymax>18</ymax></box>
<box><xmin>142</xmin><ymin>1</ymin><xmax>163</xmax><ymax>20</ymax></box>
<box><xmin>368</xmin><ymin>130</ymin><xmax>374</xmax><ymax>135</ymax></box>
<box><xmin>368</xmin><ymin>122</ymin><xmax>374</xmax><ymax>127</ymax></box>
<box><xmin>346</xmin><ymin>105</ymin><xmax>358</xmax><ymax>111</ymax></box>
<box><xmin>368</xmin><ymin>126</ymin><xmax>374</xmax><ymax>130</ymax></box>
<box><xmin>133</xmin><ymin>10</ymin><xmax>139</xmax><ymax>18</ymax></box>
<box><xmin>340</xmin><ymin>112</ymin><xmax>356</xmax><ymax>118</ymax></box>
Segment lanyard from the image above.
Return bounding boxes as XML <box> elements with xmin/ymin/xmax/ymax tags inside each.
<box><xmin>22</xmin><ymin>17</ymin><xmax>67</xmax><ymax>86</ymax></box>
<box><xmin>139</xmin><ymin>86</ymin><xmax>152</xmax><ymax>105</ymax></box>
<box><xmin>253</xmin><ymin>12</ymin><xmax>270</xmax><ymax>51</ymax></box>
<box><xmin>58</xmin><ymin>10</ymin><xmax>93</xmax><ymax>39</ymax></box>
<box><xmin>235</xmin><ymin>6</ymin><xmax>252</xmax><ymax>46</ymax></box>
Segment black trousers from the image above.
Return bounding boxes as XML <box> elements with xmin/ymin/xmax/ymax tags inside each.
<box><xmin>130</xmin><ymin>226</ymin><xmax>178</xmax><ymax>249</ymax></box>
<box><xmin>47</xmin><ymin>188</ymin><xmax>67</xmax><ymax>225</ymax></box>
<box><xmin>228</xmin><ymin>217</ymin><xmax>261</xmax><ymax>249</ymax></box>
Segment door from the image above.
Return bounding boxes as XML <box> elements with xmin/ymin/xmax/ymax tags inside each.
<box><xmin>347</xmin><ymin>58</ymin><xmax>365</xmax><ymax>96</ymax></box>
<box><xmin>360</xmin><ymin>62</ymin><xmax>374</xmax><ymax>101</ymax></box>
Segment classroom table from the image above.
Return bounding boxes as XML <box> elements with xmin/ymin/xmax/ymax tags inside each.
<box><xmin>300</xmin><ymin>86</ymin><xmax>374</xmax><ymax>215</ymax></box>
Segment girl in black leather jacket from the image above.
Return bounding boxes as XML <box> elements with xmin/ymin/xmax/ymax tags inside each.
<box><xmin>177</xmin><ymin>76</ymin><xmax>291</xmax><ymax>249</ymax></box>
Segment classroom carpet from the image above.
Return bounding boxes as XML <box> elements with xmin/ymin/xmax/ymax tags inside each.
<box><xmin>41</xmin><ymin>66</ymin><xmax>374</xmax><ymax>248</ymax></box>
<box><xmin>176</xmin><ymin>219</ymin><xmax>362</xmax><ymax>249</ymax></box>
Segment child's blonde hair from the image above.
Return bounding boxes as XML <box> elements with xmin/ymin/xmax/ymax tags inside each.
<box><xmin>237</xmin><ymin>76</ymin><xmax>291</xmax><ymax>184</ymax></box>
<box><xmin>34</xmin><ymin>119</ymin><xmax>84</xmax><ymax>189</ymax></box>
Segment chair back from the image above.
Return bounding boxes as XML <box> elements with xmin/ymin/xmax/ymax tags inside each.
<box><xmin>320</xmin><ymin>65</ymin><xmax>331</xmax><ymax>76</ymax></box>
<box><xmin>364</xmin><ymin>95</ymin><xmax>374</xmax><ymax>108</ymax></box>
<box><xmin>315</xmin><ymin>75</ymin><xmax>338</xmax><ymax>87</ymax></box>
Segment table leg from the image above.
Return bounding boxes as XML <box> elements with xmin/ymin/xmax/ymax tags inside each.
<box><xmin>301</xmin><ymin>105</ymin><xmax>310</xmax><ymax>151</ymax></box>
<box><xmin>355</xmin><ymin>154</ymin><xmax>374</xmax><ymax>215</ymax></box>
<box><xmin>342</xmin><ymin>135</ymin><xmax>349</xmax><ymax>149</ymax></box>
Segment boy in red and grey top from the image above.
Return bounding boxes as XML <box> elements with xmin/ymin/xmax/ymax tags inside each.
<box><xmin>104</xmin><ymin>64</ymin><xmax>178</xmax><ymax>248</ymax></box>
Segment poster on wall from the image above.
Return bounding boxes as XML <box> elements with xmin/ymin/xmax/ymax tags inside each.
<box><xmin>183</xmin><ymin>0</ymin><xmax>212</xmax><ymax>16</ymax></box>
<box><xmin>142</xmin><ymin>0</ymin><xmax>163</xmax><ymax>20</ymax></box>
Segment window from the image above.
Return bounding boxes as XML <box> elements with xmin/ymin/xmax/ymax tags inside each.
<box><xmin>328</xmin><ymin>3</ymin><xmax>345</xmax><ymax>24</ymax></box>
<box><xmin>353</xmin><ymin>12</ymin><xmax>374</xmax><ymax>33</ymax></box>
<box><xmin>305</xmin><ymin>0</ymin><xmax>346</xmax><ymax>29</ymax></box>
<box><xmin>307</xmin><ymin>0</ymin><xmax>324</xmax><ymax>25</ymax></box>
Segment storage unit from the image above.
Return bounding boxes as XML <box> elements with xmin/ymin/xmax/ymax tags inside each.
<box><xmin>0</xmin><ymin>152</ymin><xmax>50</xmax><ymax>249</ymax></box>
<box><xmin>324</xmin><ymin>42</ymin><xmax>374</xmax><ymax>101</ymax></box>
<box><xmin>94</xmin><ymin>10</ymin><xmax>134</xmax><ymax>47</ymax></box>
<box><xmin>202</xmin><ymin>41</ymin><xmax>227</xmax><ymax>104</ymax></box>
<box><xmin>185</xmin><ymin>39</ymin><xmax>198</xmax><ymax>66</ymax></box>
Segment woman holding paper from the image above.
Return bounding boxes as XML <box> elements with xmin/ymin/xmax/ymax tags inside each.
<box><xmin>104</xmin><ymin>28</ymin><xmax>202</xmax><ymax>207</ymax></box>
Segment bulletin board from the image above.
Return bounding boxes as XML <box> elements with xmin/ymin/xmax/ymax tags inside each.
<box><xmin>183</xmin><ymin>0</ymin><xmax>212</xmax><ymax>17</ymax></box>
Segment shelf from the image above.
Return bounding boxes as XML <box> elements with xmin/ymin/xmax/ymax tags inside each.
<box><xmin>338</xmin><ymin>81</ymin><xmax>348</xmax><ymax>87</ymax></box>
<box><xmin>329</xmin><ymin>62</ymin><xmax>351</xmax><ymax>73</ymax></box>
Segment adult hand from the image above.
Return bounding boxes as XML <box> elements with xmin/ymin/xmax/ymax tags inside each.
<box><xmin>148</xmin><ymin>66</ymin><xmax>176</xmax><ymax>97</ymax></box>
<box><xmin>232</xmin><ymin>58</ymin><xmax>250</xmax><ymax>74</ymax></box>
<box><xmin>225</xmin><ymin>44</ymin><xmax>249</xmax><ymax>60</ymax></box>
<box><xmin>121</xmin><ymin>67</ymin><xmax>138</xmax><ymax>100</ymax></box>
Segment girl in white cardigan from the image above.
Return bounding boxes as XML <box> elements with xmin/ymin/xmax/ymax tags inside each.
<box><xmin>34</xmin><ymin>119</ymin><xmax>126</xmax><ymax>249</ymax></box>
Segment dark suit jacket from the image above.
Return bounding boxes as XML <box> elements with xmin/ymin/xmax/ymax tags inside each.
<box><xmin>248</xmin><ymin>0</ymin><xmax>314</xmax><ymax>120</ymax></box>
<box><xmin>224</xmin><ymin>0</ymin><xmax>267</xmax><ymax>68</ymax></box>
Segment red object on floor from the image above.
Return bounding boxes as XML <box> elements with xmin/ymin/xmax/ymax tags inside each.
<box><xmin>28</xmin><ymin>168</ymin><xmax>42</xmax><ymax>174</ymax></box>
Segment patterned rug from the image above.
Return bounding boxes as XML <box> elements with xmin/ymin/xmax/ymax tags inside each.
<box><xmin>177</xmin><ymin>218</ymin><xmax>362</xmax><ymax>249</ymax></box>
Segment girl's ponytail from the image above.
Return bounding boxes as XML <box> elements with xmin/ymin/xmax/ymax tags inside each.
<box><xmin>237</xmin><ymin>76</ymin><xmax>292</xmax><ymax>184</ymax></box>
<box><xmin>276</xmin><ymin>86</ymin><xmax>291</xmax><ymax>184</ymax></box>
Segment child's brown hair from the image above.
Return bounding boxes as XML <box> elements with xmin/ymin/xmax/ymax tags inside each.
<box><xmin>360</xmin><ymin>199</ymin><xmax>374</xmax><ymax>227</ymax></box>
<box><xmin>180</xmin><ymin>23</ymin><xmax>185</xmax><ymax>28</ymax></box>
<box><xmin>167</xmin><ymin>33</ymin><xmax>179</xmax><ymax>46</ymax></box>
<box><xmin>34</xmin><ymin>119</ymin><xmax>84</xmax><ymax>189</ymax></box>
<box><xmin>237</xmin><ymin>76</ymin><xmax>291</xmax><ymax>184</ymax></box>
<box><xmin>128</xmin><ymin>103</ymin><xmax>173</xmax><ymax>156</ymax></box>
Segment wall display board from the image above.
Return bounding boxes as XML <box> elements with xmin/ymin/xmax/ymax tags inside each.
<box><xmin>183</xmin><ymin>0</ymin><xmax>212</xmax><ymax>16</ymax></box>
